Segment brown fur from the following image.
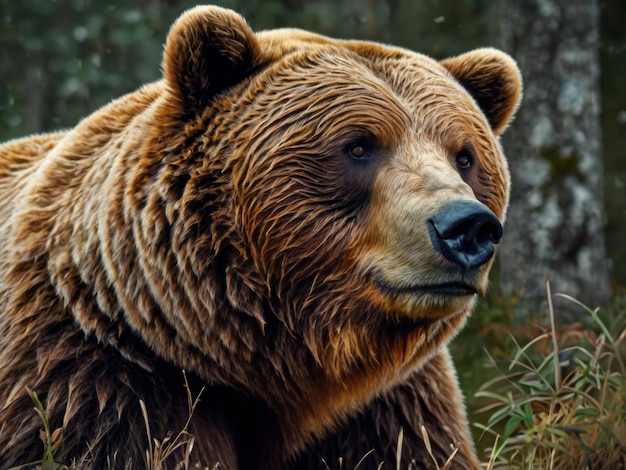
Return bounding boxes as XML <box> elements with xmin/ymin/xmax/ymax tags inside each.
<box><xmin>0</xmin><ymin>5</ymin><xmax>521</xmax><ymax>469</ymax></box>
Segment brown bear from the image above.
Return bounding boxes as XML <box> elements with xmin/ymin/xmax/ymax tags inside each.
<box><xmin>0</xmin><ymin>5</ymin><xmax>521</xmax><ymax>470</ymax></box>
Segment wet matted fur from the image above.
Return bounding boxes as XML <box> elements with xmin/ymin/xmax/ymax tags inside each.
<box><xmin>0</xmin><ymin>5</ymin><xmax>521</xmax><ymax>469</ymax></box>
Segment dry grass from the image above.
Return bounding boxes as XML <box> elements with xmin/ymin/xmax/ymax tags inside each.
<box><xmin>140</xmin><ymin>372</ymin><xmax>206</xmax><ymax>470</ymax></box>
<box><xmin>13</xmin><ymin>372</ymin><xmax>209</xmax><ymax>470</ymax></box>
<box><xmin>477</xmin><ymin>284</ymin><xmax>626</xmax><ymax>469</ymax></box>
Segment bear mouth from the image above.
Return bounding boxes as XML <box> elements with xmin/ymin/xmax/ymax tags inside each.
<box><xmin>376</xmin><ymin>280</ymin><xmax>478</xmax><ymax>297</ymax></box>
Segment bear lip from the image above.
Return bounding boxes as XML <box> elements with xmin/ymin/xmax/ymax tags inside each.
<box><xmin>376</xmin><ymin>280</ymin><xmax>478</xmax><ymax>297</ymax></box>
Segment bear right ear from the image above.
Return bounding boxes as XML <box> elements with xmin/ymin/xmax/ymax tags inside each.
<box><xmin>163</xmin><ymin>6</ymin><xmax>263</xmax><ymax>114</ymax></box>
<box><xmin>441</xmin><ymin>48</ymin><xmax>522</xmax><ymax>136</ymax></box>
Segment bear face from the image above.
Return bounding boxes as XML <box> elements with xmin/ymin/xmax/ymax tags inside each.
<box><xmin>0</xmin><ymin>5</ymin><xmax>521</xmax><ymax>468</ymax></box>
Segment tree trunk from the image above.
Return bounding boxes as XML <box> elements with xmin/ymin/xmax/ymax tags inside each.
<box><xmin>498</xmin><ymin>0</ymin><xmax>610</xmax><ymax>320</ymax></box>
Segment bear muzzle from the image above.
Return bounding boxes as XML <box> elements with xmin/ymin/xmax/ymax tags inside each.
<box><xmin>427</xmin><ymin>200</ymin><xmax>503</xmax><ymax>272</ymax></box>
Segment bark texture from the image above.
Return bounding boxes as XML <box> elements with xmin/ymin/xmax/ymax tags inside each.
<box><xmin>498</xmin><ymin>0</ymin><xmax>610</xmax><ymax>318</ymax></box>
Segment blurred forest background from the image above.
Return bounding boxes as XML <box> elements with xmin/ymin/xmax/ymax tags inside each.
<box><xmin>1</xmin><ymin>0</ymin><xmax>625</xmax><ymax>463</ymax></box>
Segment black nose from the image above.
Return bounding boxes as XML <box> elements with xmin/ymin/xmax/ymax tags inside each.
<box><xmin>427</xmin><ymin>200</ymin><xmax>503</xmax><ymax>271</ymax></box>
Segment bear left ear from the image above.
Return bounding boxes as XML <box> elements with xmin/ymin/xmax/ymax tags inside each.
<box><xmin>441</xmin><ymin>48</ymin><xmax>522</xmax><ymax>135</ymax></box>
<box><xmin>163</xmin><ymin>6</ymin><xmax>264</xmax><ymax>114</ymax></box>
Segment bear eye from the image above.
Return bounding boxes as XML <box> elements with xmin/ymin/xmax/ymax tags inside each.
<box><xmin>349</xmin><ymin>144</ymin><xmax>371</xmax><ymax>160</ymax></box>
<box><xmin>456</xmin><ymin>150</ymin><xmax>473</xmax><ymax>169</ymax></box>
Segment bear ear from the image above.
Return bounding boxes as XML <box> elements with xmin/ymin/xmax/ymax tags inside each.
<box><xmin>163</xmin><ymin>6</ymin><xmax>263</xmax><ymax>114</ymax></box>
<box><xmin>441</xmin><ymin>48</ymin><xmax>522</xmax><ymax>135</ymax></box>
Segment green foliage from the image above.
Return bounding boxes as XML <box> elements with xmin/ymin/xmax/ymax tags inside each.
<box><xmin>6</xmin><ymin>389</ymin><xmax>69</xmax><ymax>470</ymax></box>
<box><xmin>30</xmin><ymin>388</ymin><xmax>66</xmax><ymax>470</ymax></box>
<box><xmin>470</xmin><ymin>290</ymin><xmax>626</xmax><ymax>469</ymax></box>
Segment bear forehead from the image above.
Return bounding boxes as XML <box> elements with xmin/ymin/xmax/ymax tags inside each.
<box><xmin>256</xmin><ymin>29</ymin><xmax>472</xmax><ymax>99</ymax></box>
<box><xmin>246</xmin><ymin>39</ymin><xmax>492</xmax><ymax>148</ymax></box>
